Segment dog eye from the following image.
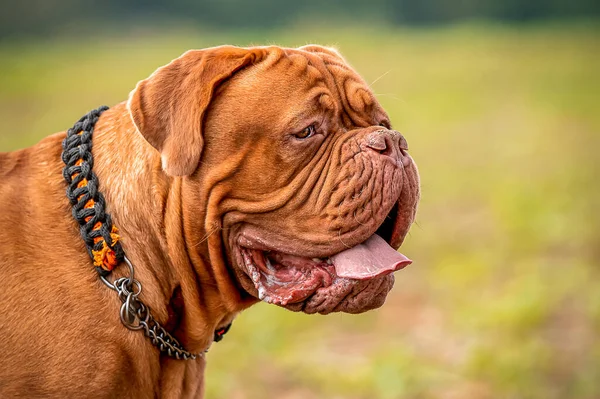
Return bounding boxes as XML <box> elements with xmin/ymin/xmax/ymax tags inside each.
<box><xmin>295</xmin><ymin>125</ymin><xmax>316</xmax><ymax>139</ymax></box>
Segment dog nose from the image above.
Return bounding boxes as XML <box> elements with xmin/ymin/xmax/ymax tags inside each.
<box><xmin>365</xmin><ymin>129</ymin><xmax>410</xmax><ymax>165</ymax></box>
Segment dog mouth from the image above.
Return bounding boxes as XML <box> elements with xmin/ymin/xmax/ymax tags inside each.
<box><xmin>235</xmin><ymin>202</ymin><xmax>412</xmax><ymax>309</ymax></box>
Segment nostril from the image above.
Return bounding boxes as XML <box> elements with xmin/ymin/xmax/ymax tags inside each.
<box><xmin>399</xmin><ymin>135</ymin><xmax>409</xmax><ymax>152</ymax></box>
<box><xmin>366</xmin><ymin>133</ymin><xmax>396</xmax><ymax>159</ymax></box>
<box><xmin>365</xmin><ymin>134</ymin><xmax>387</xmax><ymax>152</ymax></box>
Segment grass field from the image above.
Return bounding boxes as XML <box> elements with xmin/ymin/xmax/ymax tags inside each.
<box><xmin>1</xmin><ymin>21</ymin><xmax>599</xmax><ymax>398</ymax></box>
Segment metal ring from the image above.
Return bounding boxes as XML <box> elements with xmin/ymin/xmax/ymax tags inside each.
<box><xmin>99</xmin><ymin>255</ymin><xmax>135</xmax><ymax>290</ymax></box>
<box><xmin>117</xmin><ymin>278</ymin><xmax>130</xmax><ymax>296</ymax></box>
<box><xmin>100</xmin><ymin>274</ymin><xmax>116</xmax><ymax>290</ymax></box>
<box><xmin>136</xmin><ymin>303</ymin><xmax>150</xmax><ymax>325</ymax></box>
<box><xmin>128</xmin><ymin>279</ymin><xmax>142</xmax><ymax>297</ymax></box>
<box><xmin>120</xmin><ymin>294</ymin><xmax>134</xmax><ymax>326</ymax></box>
<box><xmin>120</xmin><ymin>294</ymin><xmax>144</xmax><ymax>331</ymax></box>
<box><xmin>123</xmin><ymin>256</ymin><xmax>135</xmax><ymax>281</ymax></box>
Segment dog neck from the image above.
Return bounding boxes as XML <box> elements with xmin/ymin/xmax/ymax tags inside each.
<box><xmin>86</xmin><ymin>102</ymin><xmax>245</xmax><ymax>352</ymax></box>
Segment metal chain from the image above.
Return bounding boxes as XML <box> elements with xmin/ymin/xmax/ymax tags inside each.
<box><xmin>100</xmin><ymin>257</ymin><xmax>205</xmax><ymax>360</ymax></box>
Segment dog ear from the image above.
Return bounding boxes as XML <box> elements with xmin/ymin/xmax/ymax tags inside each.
<box><xmin>127</xmin><ymin>46</ymin><xmax>264</xmax><ymax>176</ymax></box>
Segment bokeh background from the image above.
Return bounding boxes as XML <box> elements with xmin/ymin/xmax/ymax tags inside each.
<box><xmin>1</xmin><ymin>1</ymin><xmax>599</xmax><ymax>398</ymax></box>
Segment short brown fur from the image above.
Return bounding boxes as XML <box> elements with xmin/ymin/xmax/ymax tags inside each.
<box><xmin>0</xmin><ymin>45</ymin><xmax>419</xmax><ymax>398</ymax></box>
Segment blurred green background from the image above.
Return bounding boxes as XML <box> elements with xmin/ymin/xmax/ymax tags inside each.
<box><xmin>1</xmin><ymin>2</ymin><xmax>599</xmax><ymax>398</ymax></box>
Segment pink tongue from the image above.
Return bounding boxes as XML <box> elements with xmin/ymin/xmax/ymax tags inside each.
<box><xmin>331</xmin><ymin>234</ymin><xmax>412</xmax><ymax>280</ymax></box>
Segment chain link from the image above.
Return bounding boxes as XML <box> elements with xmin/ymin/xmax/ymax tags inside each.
<box><xmin>101</xmin><ymin>257</ymin><xmax>205</xmax><ymax>360</ymax></box>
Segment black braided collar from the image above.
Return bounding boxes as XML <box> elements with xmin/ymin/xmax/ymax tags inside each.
<box><xmin>61</xmin><ymin>106</ymin><xmax>231</xmax><ymax>358</ymax></box>
<box><xmin>61</xmin><ymin>106</ymin><xmax>124</xmax><ymax>276</ymax></box>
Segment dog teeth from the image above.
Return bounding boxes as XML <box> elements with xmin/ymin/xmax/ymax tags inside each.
<box><xmin>310</xmin><ymin>257</ymin><xmax>333</xmax><ymax>264</ymax></box>
<box><xmin>311</xmin><ymin>257</ymin><xmax>333</xmax><ymax>265</ymax></box>
<box><xmin>250</xmin><ymin>269</ymin><xmax>260</xmax><ymax>283</ymax></box>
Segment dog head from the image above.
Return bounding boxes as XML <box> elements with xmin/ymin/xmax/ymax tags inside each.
<box><xmin>128</xmin><ymin>45</ymin><xmax>420</xmax><ymax>315</ymax></box>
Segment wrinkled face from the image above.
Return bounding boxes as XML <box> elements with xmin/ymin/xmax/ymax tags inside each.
<box><xmin>200</xmin><ymin>46</ymin><xmax>420</xmax><ymax>314</ymax></box>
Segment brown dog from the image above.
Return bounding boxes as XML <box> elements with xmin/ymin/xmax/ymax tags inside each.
<box><xmin>0</xmin><ymin>45</ymin><xmax>420</xmax><ymax>398</ymax></box>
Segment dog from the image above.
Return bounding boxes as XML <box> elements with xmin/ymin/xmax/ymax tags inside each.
<box><xmin>0</xmin><ymin>45</ymin><xmax>420</xmax><ymax>398</ymax></box>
